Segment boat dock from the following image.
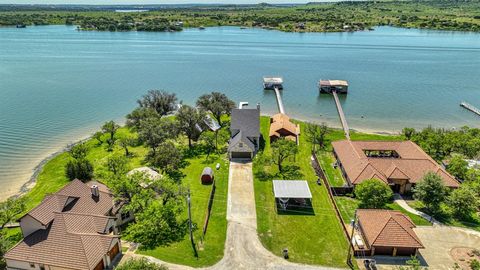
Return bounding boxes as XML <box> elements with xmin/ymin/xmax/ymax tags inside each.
<box><xmin>332</xmin><ymin>91</ymin><xmax>350</xmax><ymax>140</ymax></box>
<box><xmin>461</xmin><ymin>102</ymin><xmax>480</xmax><ymax>116</ymax></box>
<box><xmin>274</xmin><ymin>87</ymin><xmax>286</xmax><ymax>114</ymax></box>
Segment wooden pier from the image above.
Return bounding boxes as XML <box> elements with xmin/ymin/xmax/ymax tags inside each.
<box><xmin>461</xmin><ymin>102</ymin><xmax>480</xmax><ymax>116</ymax></box>
<box><xmin>332</xmin><ymin>91</ymin><xmax>350</xmax><ymax>140</ymax></box>
<box><xmin>274</xmin><ymin>87</ymin><xmax>286</xmax><ymax>114</ymax></box>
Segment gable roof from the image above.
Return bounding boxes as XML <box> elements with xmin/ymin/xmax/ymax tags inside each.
<box><xmin>228</xmin><ymin>131</ymin><xmax>255</xmax><ymax>152</ymax></box>
<box><xmin>230</xmin><ymin>108</ymin><xmax>260</xmax><ymax>138</ymax></box>
<box><xmin>6</xmin><ymin>180</ymin><xmax>120</xmax><ymax>270</ymax></box>
<box><xmin>357</xmin><ymin>209</ymin><xmax>424</xmax><ymax>249</ymax></box>
<box><xmin>269</xmin><ymin>113</ymin><xmax>300</xmax><ymax>139</ymax></box>
<box><xmin>5</xmin><ymin>212</ymin><xmax>117</xmax><ymax>270</ymax></box>
<box><xmin>332</xmin><ymin>140</ymin><xmax>459</xmax><ymax>187</ymax></box>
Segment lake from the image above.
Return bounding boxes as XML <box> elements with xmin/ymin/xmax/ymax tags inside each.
<box><xmin>0</xmin><ymin>25</ymin><xmax>479</xmax><ymax>200</ymax></box>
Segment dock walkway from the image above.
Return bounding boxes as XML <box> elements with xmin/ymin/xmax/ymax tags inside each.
<box><xmin>332</xmin><ymin>91</ymin><xmax>350</xmax><ymax>140</ymax></box>
<box><xmin>461</xmin><ymin>102</ymin><xmax>480</xmax><ymax>116</ymax></box>
<box><xmin>273</xmin><ymin>87</ymin><xmax>285</xmax><ymax>114</ymax></box>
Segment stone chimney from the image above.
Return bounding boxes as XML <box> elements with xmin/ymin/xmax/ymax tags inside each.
<box><xmin>257</xmin><ymin>103</ymin><xmax>261</xmax><ymax>110</ymax></box>
<box><xmin>91</xmin><ymin>184</ymin><xmax>99</xmax><ymax>197</ymax></box>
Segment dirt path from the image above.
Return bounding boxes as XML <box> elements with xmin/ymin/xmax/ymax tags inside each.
<box><xmin>127</xmin><ymin>161</ymin><xmax>343</xmax><ymax>270</ymax></box>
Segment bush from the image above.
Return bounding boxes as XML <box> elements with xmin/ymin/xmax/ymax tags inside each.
<box><xmin>355</xmin><ymin>179</ymin><xmax>393</xmax><ymax>209</ymax></box>
<box><xmin>65</xmin><ymin>158</ymin><xmax>94</xmax><ymax>181</ymax></box>
<box><xmin>116</xmin><ymin>258</ymin><xmax>168</xmax><ymax>270</ymax></box>
<box><xmin>413</xmin><ymin>172</ymin><xmax>448</xmax><ymax>214</ymax></box>
<box><xmin>448</xmin><ymin>186</ymin><xmax>478</xmax><ymax>219</ymax></box>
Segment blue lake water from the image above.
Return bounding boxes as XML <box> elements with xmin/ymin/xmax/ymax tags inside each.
<box><xmin>1</xmin><ymin>25</ymin><xmax>479</xmax><ymax>199</ymax></box>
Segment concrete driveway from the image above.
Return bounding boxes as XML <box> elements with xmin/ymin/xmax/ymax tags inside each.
<box><xmin>415</xmin><ymin>225</ymin><xmax>480</xmax><ymax>270</ymax></box>
<box><xmin>362</xmin><ymin>225</ymin><xmax>480</xmax><ymax>270</ymax></box>
<box><xmin>128</xmin><ymin>161</ymin><xmax>343</xmax><ymax>270</ymax></box>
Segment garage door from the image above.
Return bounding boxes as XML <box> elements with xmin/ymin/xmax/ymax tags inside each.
<box><xmin>374</xmin><ymin>246</ymin><xmax>394</xmax><ymax>255</ymax></box>
<box><xmin>231</xmin><ymin>152</ymin><xmax>251</xmax><ymax>159</ymax></box>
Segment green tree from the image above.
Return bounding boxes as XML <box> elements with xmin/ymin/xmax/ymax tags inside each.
<box><xmin>448</xmin><ymin>185</ymin><xmax>478</xmax><ymax>219</ymax></box>
<box><xmin>124</xmin><ymin>199</ymin><xmax>188</xmax><ymax>249</ymax></box>
<box><xmin>108</xmin><ymin>172</ymin><xmax>157</xmax><ymax>214</ymax></box>
<box><xmin>138</xmin><ymin>90</ymin><xmax>178</xmax><ymax>117</ymax></box>
<box><xmin>138</xmin><ymin>117</ymin><xmax>178</xmax><ymax>154</ymax></box>
<box><xmin>271</xmin><ymin>138</ymin><xmax>298</xmax><ymax>172</ymax></box>
<box><xmin>413</xmin><ymin>172</ymin><xmax>448</xmax><ymax>214</ymax></box>
<box><xmin>200</xmin><ymin>131</ymin><xmax>217</xmax><ymax>157</ymax></box>
<box><xmin>102</xmin><ymin>120</ymin><xmax>120</xmax><ymax>141</ymax></box>
<box><xmin>125</xmin><ymin>107</ymin><xmax>158</xmax><ymax>130</ymax></box>
<box><xmin>176</xmin><ymin>105</ymin><xmax>205</xmax><ymax>148</ymax></box>
<box><xmin>447</xmin><ymin>154</ymin><xmax>469</xmax><ymax>180</ymax></box>
<box><xmin>0</xmin><ymin>197</ymin><xmax>25</xmax><ymax>229</ymax></box>
<box><xmin>65</xmin><ymin>159</ymin><xmax>94</xmax><ymax>181</ymax></box>
<box><xmin>69</xmin><ymin>143</ymin><xmax>89</xmax><ymax>159</ymax></box>
<box><xmin>355</xmin><ymin>179</ymin><xmax>393</xmax><ymax>208</ymax></box>
<box><xmin>398</xmin><ymin>256</ymin><xmax>424</xmax><ymax>270</ymax></box>
<box><xmin>196</xmin><ymin>92</ymin><xmax>235</xmax><ymax>126</ymax></box>
<box><xmin>115</xmin><ymin>258</ymin><xmax>168</xmax><ymax>270</ymax></box>
<box><xmin>93</xmin><ymin>131</ymin><xmax>104</xmax><ymax>145</ymax></box>
<box><xmin>402</xmin><ymin>127</ymin><xmax>416</xmax><ymax>140</ymax></box>
<box><xmin>118</xmin><ymin>136</ymin><xmax>135</xmax><ymax>157</ymax></box>
<box><xmin>305</xmin><ymin>122</ymin><xmax>328</xmax><ymax>151</ymax></box>
<box><xmin>149</xmin><ymin>142</ymin><xmax>183</xmax><ymax>174</ymax></box>
<box><xmin>106</xmin><ymin>155</ymin><xmax>128</xmax><ymax>176</ymax></box>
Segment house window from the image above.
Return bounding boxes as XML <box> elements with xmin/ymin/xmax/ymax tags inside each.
<box><xmin>239</xmin><ymin>143</ymin><xmax>243</xmax><ymax>148</ymax></box>
<box><xmin>121</xmin><ymin>211</ymin><xmax>131</xmax><ymax>220</ymax></box>
<box><xmin>29</xmin><ymin>263</ymin><xmax>35</xmax><ymax>268</ymax></box>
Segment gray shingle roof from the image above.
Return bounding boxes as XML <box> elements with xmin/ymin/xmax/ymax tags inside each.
<box><xmin>230</xmin><ymin>108</ymin><xmax>260</xmax><ymax>138</ymax></box>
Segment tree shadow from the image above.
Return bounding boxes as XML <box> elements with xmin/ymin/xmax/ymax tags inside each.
<box><xmin>276</xmin><ymin>199</ymin><xmax>315</xmax><ymax>216</ymax></box>
<box><xmin>258</xmin><ymin>134</ymin><xmax>266</xmax><ymax>151</ymax></box>
<box><xmin>277</xmin><ymin>165</ymin><xmax>303</xmax><ymax>179</ymax></box>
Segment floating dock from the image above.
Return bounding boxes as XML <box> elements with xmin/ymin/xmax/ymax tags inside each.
<box><xmin>332</xmin><ymin>91</ymin><xmax>350</xmax><ymax>140</ymax></box>
<box><xmin>460</xmin><ymin>102</ymin><xmax>480</xmax><ymax>116</ymax></box>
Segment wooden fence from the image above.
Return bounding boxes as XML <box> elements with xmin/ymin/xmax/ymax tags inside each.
<box><xmin>311</xmin><ymin>151</ymin><xmax>355</xmax><ymax>254</ymax></box>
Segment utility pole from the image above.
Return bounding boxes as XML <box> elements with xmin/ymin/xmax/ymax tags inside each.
<box><xmin>187</xmin><ymin>188</ymin><xmax>198</xmax><ymax>257</ymax></box>
<box><xmin>346</xmin><ymin>210</ymin><xmax>356</xmax><ymax>269</ymax></box>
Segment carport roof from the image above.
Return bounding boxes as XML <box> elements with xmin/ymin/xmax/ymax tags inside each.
<box><xmin>272</xmin><ymin>180</ymin><xmax>312</xmax><ymax>199</ymax></box>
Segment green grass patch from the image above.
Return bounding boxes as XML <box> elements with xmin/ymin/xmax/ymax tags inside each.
<box><xmin>408</xmin><ymin>200</ymin><xmax>480</xmax><ymax>231</ymax></box>
<box><xmin>335</xmin><ymin>196</ymin><xmax>432</xmax><ymax>226</ymax></box>
<box><xmin>18</xmin><ymin>126</ymin><xmax>229</xmax><ymax>267</ymax></box>
<box><xmin>138</xmin><ymin>154</ymin><xmax>229</xmax><ymax>267</ymax></box>
<box><xmin>253</xmin><ymin>117</ymin><xmax>352</xmax><ymax>268</ymax></box>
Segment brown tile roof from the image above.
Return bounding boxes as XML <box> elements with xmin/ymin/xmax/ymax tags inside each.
<box><xmin>357</xmin><ymin>209</ymin><xmax>424</xmax><ymax>249</ymax></box>
<box><xmin>269</xmin><ymin>113</ymin><xmax>300</xmax><ymax>140</ymax></box>
<box><xmin>6</xmin><ymin>179</ymin><xmax>120</xmax><ymax>270</ymax></box>
<box><xmin>5</xmin><ymin>213</ymin><xmax>117</xmax><ymax>270</ymax></box>
<box><xmin>332</xmin><ymin>140</ymin><xmax>459</xmax><ymax>187</ymax></box>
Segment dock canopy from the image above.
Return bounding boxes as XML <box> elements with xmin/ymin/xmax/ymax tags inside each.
<box><xmin>263</xmin><ymin>76</ymin><xmax>284</xmax><ymax>90</ymax></box>
<box><xmin>272</xmin><ymin>180</ymin><xmax>312</xmax><ymax>199</ymax></box>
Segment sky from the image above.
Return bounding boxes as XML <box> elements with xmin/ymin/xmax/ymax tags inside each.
<box><xmin>0</xmin><ymin>0</ymin><xmax>323</xmax><ymax>4</ymax></box>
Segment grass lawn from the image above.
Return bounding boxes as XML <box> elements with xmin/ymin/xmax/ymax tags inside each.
<box><xmin>253</xmin><ymin>117</ymin><xmax>352</xmax><ymax>268</ymax></box>
<box><xmin>138</xmin><ymin>153</ymin><xmax>229</xmax><ymax>267</ymax></box>
<box><xmin>16</xmin><ymin>126</ymin><xmax>229</xmax><ymax>267</ymax></box>
<box><xmin>407</xmin><ymin>200</ymin><xmax>480</xmax><ymax>231</ymax></box>
<box><xmin>335</xmin><ymin>196</ymin><xmax>432</xmax><ymax>226</ymax></box>
<box><xmin>317</xmin><ymin>151</ymin><xmax>345</xmax><ymax>187</ymax></box>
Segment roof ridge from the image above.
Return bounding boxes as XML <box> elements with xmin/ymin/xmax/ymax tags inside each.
<box><xmin>56</xmin><ymin>211</ymin><xmax>115</xmax><ymax>219</ymax></box>
<box><xmin>370</xmin><ymin>213</ymin><xmax>393</xmax><ymax>245</ymax></box>
<box><xmin>390</xmin><ymin>213</ymin><xmax>424</xmax><ymax>247</ymax></box>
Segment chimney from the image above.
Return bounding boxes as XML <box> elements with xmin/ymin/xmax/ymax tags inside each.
<box><xmin>257</xmin><ymin>103</ymin><xmax>261</xmax><ymax>110</ymax></box>
<box><xmin>91</xmin><ymin>185</ymin><xmax>99</xmax><ymax>197</ymax></box>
